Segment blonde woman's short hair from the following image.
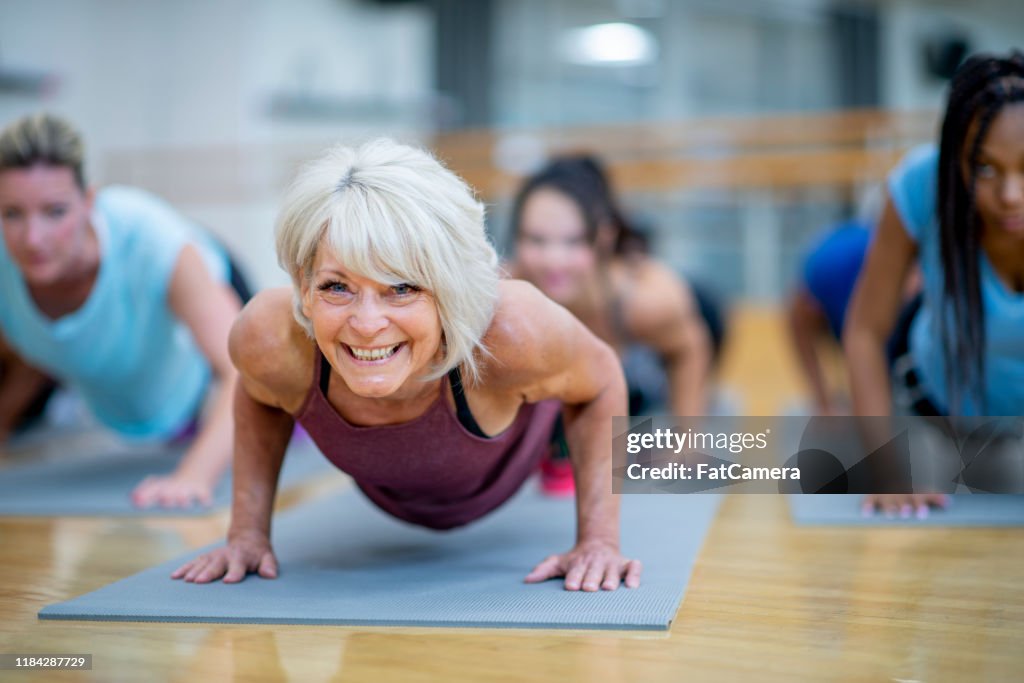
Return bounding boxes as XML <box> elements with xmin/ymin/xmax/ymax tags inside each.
<box><xmin>275</xmin><ymin>138</ymin><xmax>499</xmax><ymax>384</ymax></box>
<box><xmin>0</xmin><ymin>113</ymin><xmax>86</xmax><ymax>188</ymax></box>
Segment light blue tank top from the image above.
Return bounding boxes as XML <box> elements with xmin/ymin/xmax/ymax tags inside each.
<box><xmin>888</xmin><ymin>145</ymin><xmax>1024</xmax><ymax>415</ymax></box>
<box><xmin>0</xmin><ymin>186</ymin><xmax>230</xmax><ymax>438</ymax></box>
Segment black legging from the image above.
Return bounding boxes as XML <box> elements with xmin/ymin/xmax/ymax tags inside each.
<box><xmin>688</xmin><ymin>277</ymin><xmax>728</xmax><ymax>367</ymax></box>
<box><xmin>886</xmin><ymin>292</ymin><xmax>923</xmax><ymax>369</ymax></box>
<box><xmin>886</xmin><ymin>293</ymin><xmax>944</xmax><ymax>416</ymax></box>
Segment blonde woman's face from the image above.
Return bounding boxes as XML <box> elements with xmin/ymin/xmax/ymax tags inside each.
<box><xmin>0</xmin><ymin>164</ymin><xmax>93</xmax><ymax>285</ymax></box>
<box><xmin>302</xmin><ymin>242</ymin><xmax>444</xmax><ymax>400</ymax></box>
<box><xmin>515</xmin><ymin>187</ymin><xmax>596</xmax><ymax>305</ymax></box>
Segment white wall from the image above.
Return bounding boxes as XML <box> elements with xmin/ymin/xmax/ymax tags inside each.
<box><xmin>3</xmin><ymin>0</ymin><xmax>1022</xmax><ymax>295</ymax></box>
<box><xmin>0</xmin><ymin>0</ymin><xmax>433</xmax><ymax>149</ymax></box>
<box><xmin>880</xmin><ymin>0</ymin><xmax>1024</xmax><ymax>111</ymax></box>
<box><xmin>0</xmin><ymin>0</ymin><xmax>434</xmax><ymax>287</ymax></box>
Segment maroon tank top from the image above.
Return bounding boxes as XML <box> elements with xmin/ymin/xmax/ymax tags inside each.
<box><xmin>294</xmin><ymin>351</ymin><xmax>562</xmax><ymax>530</ymax></box>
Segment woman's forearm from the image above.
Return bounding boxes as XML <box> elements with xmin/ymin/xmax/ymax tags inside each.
<box><xmin>788</xmin><ymin>304</ymin><xmax>833</xmax><ymax>413</ymax></box>
<box><xmin>566</xmin><ymin>370</ymin><xmax>627</xmax><ymax>546</ymax></box>
<box><xmin>667</xmin><ymin>345</ymin><xmax>709</xmax><ymax>417</ymax></box>
<box><xmin>227</xmin><ymin>382</ymin><xmax>294</xmax><ymax>540</ymax></box>
<box><xmin>844</xmin><ymin>328</ymin><xmax>893</xmax><ymax>417</ymax></box>
<box><xmin>842</xmin><ymin>193</ymin><xmax>917</xmax><ymax>419</ymax></box>
<box><xmin>665</xmin><ymin>311</ymin><xmax>712</xmax><ymax>417</ymax></box>
<box><xmin>174</xmin><ymin>373</ymin><xmax>236</xmax><ymax>483</ymax></box>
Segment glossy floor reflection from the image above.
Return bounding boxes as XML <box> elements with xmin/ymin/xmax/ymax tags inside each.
<box><xmin>2</xmin><ymin>490</ymin><xmax>1022</xmax><ymax>682</ymax></box>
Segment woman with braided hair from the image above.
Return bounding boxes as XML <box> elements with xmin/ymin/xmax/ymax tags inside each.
<box><xmin>845</xmin><ymin>50</ymin><xmax>1024</xmax><ymax>517</ymax></box>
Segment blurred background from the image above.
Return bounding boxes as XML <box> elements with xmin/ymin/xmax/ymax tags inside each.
<box><xmin>2</xmin><ymin>0</ymin><xmax>1021</xmax><ymax>411</ymax></box>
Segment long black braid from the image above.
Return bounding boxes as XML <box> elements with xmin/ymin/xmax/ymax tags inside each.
<box><xmin>936</xmin><ymin>50</ymin><xmax>1024</xmax><ymax>413</ymax></box>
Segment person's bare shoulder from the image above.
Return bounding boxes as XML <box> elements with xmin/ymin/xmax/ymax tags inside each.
<box><xmin>480</xmin><ymin>279</ymin><xmax>591</xmax><ymax>399</ymax></box>
<box><xmin>482</xmin><ymin>279</ymin><xmax>547</xmax><ymax>363</ymax></box>
<box><xmin>622</xmin><ymin>258</ymin><xmax>694</xmax><ymax>335</ymax></box>
<box><xmin>500</xmin><ymin>258</ymin><xmax>521</xmax><ymax>279</ymax></box>
<box><xmin>229</xmin><ymin>288</ymin><xmax>313</xmax><ymax>411</ymax></box>
<box><xmin>481</xmin><ymin>280</ymin><xmax>551</xmax><ymax>373</ymax></box>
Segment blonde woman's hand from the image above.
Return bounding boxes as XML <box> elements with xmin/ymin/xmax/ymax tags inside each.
<box><xmin>524</xmin><ymin>539</ymin><xmax>642</xmax><ymax>591</ymax></box>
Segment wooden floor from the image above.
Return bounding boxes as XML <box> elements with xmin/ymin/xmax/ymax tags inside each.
<box><xmin>1</xmin><ymin>306</ymin><xmax>1022</xmax><ymax>682</ymax></box>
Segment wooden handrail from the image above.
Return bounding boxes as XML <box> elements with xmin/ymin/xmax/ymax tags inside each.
<box><xmin>432</xmin><ymin>108</ymin><xmax>938</xmax><ymax>168</ymax></box>
<box><xmin>102</xmin><ymin>109</ymin><xmax>938</xmax><ymax>204</ymax></box>
<box><xmin>457</xmin><ymin>147</ymin><xmax>913</xmax><ymax>198</ymax></box>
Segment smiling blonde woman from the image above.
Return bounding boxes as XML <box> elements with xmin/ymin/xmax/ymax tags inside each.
<box><xmin>172</xmin><ymin>139</ymin><xmax>642</xmax><ymax>592</ymax></box>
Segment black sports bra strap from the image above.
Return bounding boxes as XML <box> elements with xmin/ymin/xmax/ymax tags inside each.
<box><xmin>319</xmin><ymin>350</ymin><xmax>331</xmax><ymax>394</ymax></box>
<box><xmin>320</xmin><ymin>352</ymin><xmax>489</xmax><ymax>438</ymax></box>
<box><xmin>448</xmin><ymin>365</ymin><xmax>489</xmax><ymax>438</ymax></box>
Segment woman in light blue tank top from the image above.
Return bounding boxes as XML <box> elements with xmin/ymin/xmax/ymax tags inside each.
<box><xmin>0</xmin><ymin>113</ymin><xmax>245</xmax><ymax>509</ymax></box>
<box><xmin>845</xmin><ymin>51</ymin><xmax>1024</xmax><ymax>518</ymax></box>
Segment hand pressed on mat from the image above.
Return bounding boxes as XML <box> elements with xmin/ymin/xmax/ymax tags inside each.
<box><xmin>861</xmin><ymin>493</ymin><xmax>949</xmax><ymax>519</ymax></box>
<box><xmin>525</xmin><ymin>538</ymin><xmax>642</xmax><ymax>591</ymax></box>
<box><xmin>171</xmin><ymin>531</ymin><xmax>278</xmax><ymax>583</ymax></box>
<box><xmin>131</xmin><ymin>472</ymin><xmax>215</xmax><ymax>509</ymax></box>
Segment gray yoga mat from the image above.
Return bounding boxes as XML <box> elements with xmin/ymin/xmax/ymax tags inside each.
<box><xmin>40</xmin><ymin>489</ymin><xmax>722</xmax><ymax>630</ymax></box>
<box><xmin>0</xmin><ymin>438</ymin><xmax>335</xmax><ymax>517</ymax></box>
<box><xmin>789</xmin><ymin>494</ymin><xmax>1024</xmax><ymax>526</ymax></box>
